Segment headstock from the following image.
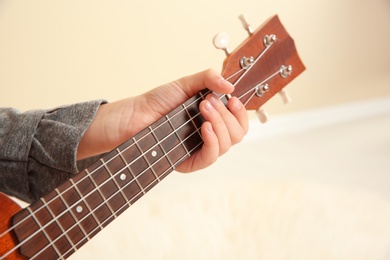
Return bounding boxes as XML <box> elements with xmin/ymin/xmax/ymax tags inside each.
<box><xmin>214</xmin><ymin>15</ymin><xmax>305</xmax><ymax>122</ymax></box>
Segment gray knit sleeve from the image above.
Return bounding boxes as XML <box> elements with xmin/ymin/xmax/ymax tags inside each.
<box><xmin>0</xmin><ymin>100</ymin><xmax>106</xmax><ymax>203</ymax></box>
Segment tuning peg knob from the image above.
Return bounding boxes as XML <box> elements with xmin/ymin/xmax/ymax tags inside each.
<box><xmin>279</xmin><ymin>89</ymin><xmax>292</xmax><ymax>104</ymax></box>
<box><xmin>256</xmin><ymin>107</ymin><xmax>269</xmax><ymax>123</ymax></box>
<box><xmin>213</xmin><ymin>32</ymin><xmax>231</xmax><ymax>56</ymax></box>
<box><xmin>238</xmin><ymin>13</ymin><xmax>253</xmax><ymax>36</ymax></box>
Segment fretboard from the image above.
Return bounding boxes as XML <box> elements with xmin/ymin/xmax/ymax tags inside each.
<box><xmin>12</xmin><ymin>89</ymin><xmax>224</xmax><ymax>259</ymax></box>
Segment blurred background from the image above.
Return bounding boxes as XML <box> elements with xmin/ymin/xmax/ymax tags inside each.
<box><xmin>1</xmin><ymin>0</ymin><xmax>390</xmax><ymax>259</ymax></box>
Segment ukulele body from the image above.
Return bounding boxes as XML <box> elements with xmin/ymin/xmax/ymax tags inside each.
<box><xmin>0</xmin><ymin>193</ymin><xmax>27</xmax><ymax>259</ymax></box>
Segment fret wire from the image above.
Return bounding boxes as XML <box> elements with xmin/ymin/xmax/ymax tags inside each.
<box><xmin>10</xmin><ymin>92</ymin><xmax>211</xmax><ymax>255</ymax></box>
<box><xmin>31</xmin><ymin>125</ymin><xmax>204</xmax><ymax>260</ymax></box>
<box><xmin>117</xmin><ymin>148</ymin><xmax>146</xmax><ymax>195</ymax></box>
<box><xmin>61</xmin><ymin>140</ymin><xmax>203</xmax><ymax>259</ymax></box>
<box><xmin>31</xmin><ymin>61</ymin><xmax>253</xmax><ymax>259</ymax></box>
<box><xmin>137</xmin><ymin>116</ymin><xmax>195</xmax><ymax>161</ymax></box>
<box><xmin>153</xmin><ymin>118</ymin><xmax>176</xmax><ymax>169</ymax></box>
<box><xmin>14</xmin><ymin>60</ymin><xmax>273</xmax><ymax>257</ymax></box>
<box><xmin>6</xmin><ymin>90</ymin><xmax>214</xmax><ymax>239</ymax></box>
<box><xmin>199</xmin><ymin>90</ymin><xmax>206</xmax><ymax>100</ymax></box>
<box><xmin>69</xmin><ymin>179</ymin><xmax>104</xmax><ymax>231</ymax></box>
<box><xmin>182</xmin><ymin>103</ymin><xmax>202</xmax><ymax>139</ymax></box>
<box><xmin>26</xmin><ymin>207</ymin><xmax>62</xmax><ymax>259</ymax></box>
<box><xmin>146</xmin><ymin>124</ymin><xmax>171</xmax><ymax>176</ymax></box>
<box><xmin>30</xmin><ymin>189</ymin><xmax>92</xmax><ymax>260</ymax></box>
<box><xmin>54</xmin><ymin>188</ymin><xmax>90</xmax><ymax>241</ymax></box>
<box><xmin>23</xmin><ymin>152</ymin><xmax>146</xmax><ymax>252</ymax></box>
<box><xmin>119</xmin><ymin>118</ymin><xmax>203</xmax><ymax>183</ymax></box>
<box><xmin>11</xmin><ymin>106</ymin><xmax>205</xmax><ymax>258</ymax></box>
<box><xmin>12</xmin><ymin>109</ymin><xmax>204</xmax><ymax>256</ymax></box>
<box><xmin>100</xmin><ymin>89</ymin><xmax>210</xmax><ymax>177</ymax></box>
<box><xmin>41</xmin><ymin>197</ymin><xmax>76</xmax><ymax>254</ymax></box>
<box><xmin>133</xmin><ymin>135</ymin><xmax>161</xmax><ymax>183</ymax></box>
<box><xmin>86</xmin><ymin>167</ymin><xmax>118</xmax><ymax>219</ymax></box>
<box><xmin>101</xmin><ymin>158</ymin><xmax>132</xmax><ymax>206</ymax></box>
<box><xmin>35</xmin><ymin>110</ymin><xmax>201</xmax><ymax>258</ymax></box>
<box><xmin>165</xmin><ymin>115</ymin><xmax>190</xmax><ymax>157</ymax></box>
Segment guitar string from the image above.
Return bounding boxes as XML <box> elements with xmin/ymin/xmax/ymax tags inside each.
<box><xmin>3</xmin><ymin>62</ymin><xmax>284</xmax><ymax>259</ymax></box>
<box><xmin>0</xmin><ymin>72</ymin><xmax>238</xmax><ymax>258</ymax></box>
<box><xmin>0</xmin><ymin>89</ymin><xmax>213</xmax><ymax>258</ymax></box>
<box><xmin>2</xmin><ymin>63</ymin><xmax>282</xmax><ymax>258</ymax></box>
<box><xmin>29</xmin><ymin>64</ymin><xmax>284</xmax><ymax>260</ymax></box>
<box><xmin>55</xmin><ymin>63</ymin><xmax>283</xmax><ymax>258</ymax></box>
<box><xmin>59</xmin><ymin>144</ymin><xmax>201</xmax><ymax>259</ymax></box>
<box><xmin>2</xmin><ymin>41</ymin><xmax>278</xmax><ymax>258</ymax></box>
<box><xmin>0</xmin><ymin>39</ymin><xmax>275</xmax><ymax>241</ymax></box>
<box><xmin>241</xmin><ymin>69</ymin><xmax>284</xmax><ymax>107</ymax></box>
<box><xmin>35</xmin><ymin>132</ymin><xmax>205</xmax><ymax>260</ymax></box>
<box><xmin>227</xmin><ymin>43</ymin><xmax>273</xmax><ymax>89</ymax></box>
<box><xmin>0</xmin><ymin>66</ymin><xmax>247</xmax><ymax>239</ymax></box>
<box><xmin>0</xmin><ymin>87</ymin><xmax>217</xmax><ymax>238</ymax></box>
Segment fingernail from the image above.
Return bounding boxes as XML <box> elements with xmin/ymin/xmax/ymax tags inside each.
<box><xmin>231</xmin><ymin>97</ymin><xmax>243</xmax><ymax>110</ymax></box>
<box><xmin>219</xmin><ymin>79</ymin><xmax>234</xmax><ymax>91</ymax></box>
<box><xmin>204</xmin><ymin>100</ymin><xmax>214</xmax><ymax>112</ymax></box>
<box><xmin>209</xmin><ymin>94</ymin><xmax>221</xmax><ymax>107</ymax></box>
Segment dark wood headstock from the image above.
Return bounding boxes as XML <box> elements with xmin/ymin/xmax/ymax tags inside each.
<box><xmin>220</xmin><ymin>15</ymin><xmax>305</xmax><ymax>111</ymax></box>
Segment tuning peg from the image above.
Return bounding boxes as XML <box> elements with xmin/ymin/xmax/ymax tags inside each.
<box><xmin>279</xmin><ymin>89</ymin><xmax>292</xmax><ymax>104</ymax></box>
<box><xmin>213</xmin><ymin>32</ymin><xmax>231</xmax><ymax>56</ymax></box>
<box><xmin>238</xmin><ymin>13</ymin><xmax>253</xmax><ymax>36</ymax></box>
<box><xmin>264</xmin><ymin>34</ymin><xmax>277</xmax><ymax>47</ymax></box>
<box><xmin>280</xmin><ymin>65</ymin><xmax>293</xmax><ymax>78</ymax></box>
<box><xmin>256</xmin><ymin>107</ymin><xmax>269</xmax><ymax>123</ymax></box>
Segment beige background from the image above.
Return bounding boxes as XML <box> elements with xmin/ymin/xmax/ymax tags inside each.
<box><xmin>2</xmin><ymin>1</ymin><xmax>390</xmax><ymax>259</ymax></box>
<box><xmin>0</xmin><ymin>0</ymin><xmax>389</xmax><ymax>113</ymax></box>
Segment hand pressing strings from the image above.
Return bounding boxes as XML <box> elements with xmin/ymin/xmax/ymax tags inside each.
<box><xmin>77</xmin><ymin>69</ymin><xmax>248</xmax><ymax>173</ymax></box>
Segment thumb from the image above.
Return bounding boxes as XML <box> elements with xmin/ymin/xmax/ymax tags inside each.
<box><xmin>177</xmin><ymin>69</ymin><xmax>234</xmax><ymax>97</ymax></box>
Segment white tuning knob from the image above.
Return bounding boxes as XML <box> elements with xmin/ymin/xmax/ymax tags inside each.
<box><xmin>213</xmin><ymin>32</ymin><xmax>231</xmax><ymax>56</ymax></box>
<box><xmin>256</xmin><ymin>107</ymin><xmax>269</xmax><ymax>123</ymax></box>
<box><xmin>238</xmin><ymin>13</ymin><xmax>253</xmax><ymax>35</ymax></box>
<box><xmin>279</xmin><ymin>89</ymin><xmax>292</xmax><ymax>104</ymax></box>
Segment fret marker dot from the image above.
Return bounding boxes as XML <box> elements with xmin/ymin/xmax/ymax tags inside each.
<box><xmin>151</xmin><ymin>151</ymin><xmax>157</xmax><ymax>157</ymax></box>
<box><xmin>120</xmin><ymin>173</ymin><xmax>126</xmax><ymax>180</ymax></box>
<box><xmin>76</xmin><ymin>205</ymin><xmax>83</xmax><ymax>213</ymax></box>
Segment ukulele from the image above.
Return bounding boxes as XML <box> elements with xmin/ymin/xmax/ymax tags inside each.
<box><xmin>0</xmin><ymin>15</ymin><xmax>305</xmax><ymax>259</ymax></box>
